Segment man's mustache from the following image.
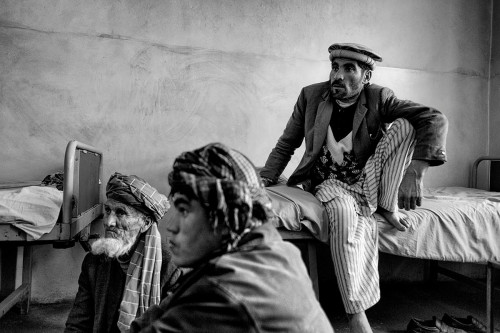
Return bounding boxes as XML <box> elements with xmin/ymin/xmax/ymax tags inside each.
<box><xmin>105</xmin><ymin>227</ymin><xmax>120</xmax><ymax>236</ymax></box>
<box><xmin>331</xmin><ymin>80</ymin><xmax>344</xmax><ymax>88</ymax></box>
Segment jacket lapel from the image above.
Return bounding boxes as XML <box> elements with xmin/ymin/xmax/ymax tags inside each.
<box><xmin>352</xmin><ymin>89</ymin><xmax>368</xmax><ymax>137</ymax></box>
<box><xmin>313</xmin><ymin>94</ymin><xmax>333</xmax><ymax>151</ymax></box>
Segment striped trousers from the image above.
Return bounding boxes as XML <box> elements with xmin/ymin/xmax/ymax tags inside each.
<box><xmin>314</xmin><ymin>119</ymin><xmax>416</xmax><ymax>314</ymax></box>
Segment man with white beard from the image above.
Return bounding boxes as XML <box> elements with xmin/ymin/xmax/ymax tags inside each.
<box><xmin>65</xmin><ymin>172</ymin><xmax>182</xmax><ymax>333</ymax></box>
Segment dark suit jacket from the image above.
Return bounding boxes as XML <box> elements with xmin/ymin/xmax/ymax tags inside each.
<box><xmin>260</xmin><ymin>81</ymin><xmax>448</xmax><ymax>190</ymax></box>
<box><xmin>65</xmin><ymin>249</ymin><xmax>181</xmax><ymax>333</ymax></box>
<box><xmin>129</xmin><ymin>223</ymin><xmax>334</xmax><ymax>333</ymax></box>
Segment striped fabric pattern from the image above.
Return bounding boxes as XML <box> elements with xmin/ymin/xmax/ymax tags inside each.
<box><xmin>315</xmin><ymin>119</ymin><xmax>415</xmax><ymax>313</ymax></box>
<box><xmin>363</xmin><ymin>120</ymin><xmax>416</xmax><ymax>213</ymax></box>
<box><xmin>117</xmin><ymin>223</ymin><xmax>162</xmax><ymax>332</ymax></box>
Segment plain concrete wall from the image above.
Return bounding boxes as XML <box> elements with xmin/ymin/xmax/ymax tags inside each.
<box><xmin>490</xmin><ymin>1</ymin><xmax>500</xmax><ymax>155</ymax></box>
<box><xmin>0</xmin><ymin>0</ymin><xmax>494</xmax><ymax>302</ymax></box>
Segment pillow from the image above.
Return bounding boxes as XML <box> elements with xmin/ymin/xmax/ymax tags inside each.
<box><xmin>265</xmin><ymin>185</ymin><xmax>329</xmax><ymax>242</ymax></box>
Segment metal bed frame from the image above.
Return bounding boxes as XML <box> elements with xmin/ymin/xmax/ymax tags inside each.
<box><xmin>427</xmin><ymin>156</ymin><xmax>500</xmax><ymax>333</ymax></box>
<box><xmin>0</xmin><ymin>140</ymin><xmax>104</xmax><ymax>318</ymax></box>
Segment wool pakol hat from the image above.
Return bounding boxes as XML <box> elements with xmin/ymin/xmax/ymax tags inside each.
<box><xmin>328</xmin><ymin>43</ymin><xmax>382</xmax><ymax>69</ymax></box>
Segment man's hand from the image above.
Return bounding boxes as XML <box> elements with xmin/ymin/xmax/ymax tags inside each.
<box><xmin>261</xmin><ymin>177</ymin><xmax>275</xmax><ymax>187</ymax></box>
<box><xmin>398</xmin><ymin>160</ymin><xmax>429</xmax><ymax>210</ymax></box>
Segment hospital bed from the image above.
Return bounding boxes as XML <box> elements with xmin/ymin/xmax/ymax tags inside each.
<box><xmin>267</xmin><ymin>157</ymin><xmax>500</xmax><ymax>333</ymax></box>
<box><xmin>0</xmin><ymin>140</ymin><xmax>104</xmax><ymax>319</ymax></box>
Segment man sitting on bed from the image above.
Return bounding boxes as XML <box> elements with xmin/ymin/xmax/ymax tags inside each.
<box><xmin>129</xmin><ymin>143</ymin><xmax>333</xmax><ymax>333</ymax></box>
<box><xmin>65</xmin><ymin>172</ymin><xmax>182</xmax><ymax>333</ymax></box>
<box><xmin>259</xmin><ymin>43</ymin><xmax>448</xmax><ymax>333</ymax></box>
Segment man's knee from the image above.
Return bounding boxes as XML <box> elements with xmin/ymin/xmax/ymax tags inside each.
<box><xmin>389</xmin><ymin>118</ymin><xmax>414</xmax><ymax>136</ymax></box>
<box><xmin>326</xmin><ymin>195</ymin><xmax>358</xmax><ymax>234</ymax></box>
<box><xmin>326</xmin><ymin>195</ymin><xmax>358</xmax><ymax>216</ymax></box>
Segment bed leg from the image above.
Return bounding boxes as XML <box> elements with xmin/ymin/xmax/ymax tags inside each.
<box><xmin>306</xmin><ymin>241</ymin><xmax>320</xmax><ymax>300</ymax></box>
<box><xmin>486</xmin><ymin>261</ymin><xmax>499</xmax><ymax>333</ymax></box>
<box><xmin>19</xmin><ymin>245</ymin><xmax>32</xmax><ymax>315</ymax></box>
<box><xmin>0</xmin><ymin>245</ymin><xmax>31</xmax><ymax>318</ymax></box>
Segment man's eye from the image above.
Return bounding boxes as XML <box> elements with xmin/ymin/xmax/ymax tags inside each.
<box><xmin>115</xmin><ymin>209</ymin><xmax>127</xmax><ymax>216</ymax></box>
<box><xmin>177</xmin><ymin>206</ymin><xmax>188</xmax><ymax>216</ymax></box>
<box><xmin>104</xmin><ymin>207</ymin><xmax>111</xmax><ymax>214</ymax></box>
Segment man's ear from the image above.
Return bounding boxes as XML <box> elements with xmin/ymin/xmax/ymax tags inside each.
<box><xmin>139</xmin><ymin>215</ymin><xmax>154</xmax><ymax>233</ymax></box>
<box><xmin>362</xmin><ymin>70</ymin><xmax>372</xmax><ymax>84</ymax></box>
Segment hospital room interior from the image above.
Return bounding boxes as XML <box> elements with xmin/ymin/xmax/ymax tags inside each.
<box><xmin>1</xmin><ymin>0</ymin><xmax>500</xmax><ymax>332</ymax></box>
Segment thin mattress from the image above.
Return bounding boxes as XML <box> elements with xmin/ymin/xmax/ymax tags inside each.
<box><xmin>377</xmin><ymin>186</ymin><xmax>500</xmax><ymax>263</ymax></box>
<box><xmin>267</xmin><ymin>185</ymin><xmax>500</xmax><ymax>263</ymax></box>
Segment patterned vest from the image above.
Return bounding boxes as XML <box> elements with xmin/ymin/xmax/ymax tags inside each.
<box><xmin>311</xmin><ymin>102</ymin><xmax>363</xmax><ymax>188</ymax></box>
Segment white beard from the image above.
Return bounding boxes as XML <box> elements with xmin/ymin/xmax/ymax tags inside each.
<box><xmin>90</xmin><ymin>233</ymin><xmax>137</xmax><ymax>258</ymax></box>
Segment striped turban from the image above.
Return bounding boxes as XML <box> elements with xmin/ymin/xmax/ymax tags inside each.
<box><xmin>106</xmin><ymin>172</ymin><xmax>170</xmax><ymax>222</ymax></box>
<box><xmin>168</xmin><ymin>143</ymin><xmax>273</xmax><ymax>250</ymax></box>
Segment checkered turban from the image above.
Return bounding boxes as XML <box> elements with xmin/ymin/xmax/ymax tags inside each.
<box><xmin>106</xmin><ymin>172</ymin><xmax>170</xmax><ymax>222</ymax></box>
<box><xmin>168</xmin><ymin>143</ymin><xmax>273</xmax><ymax>249</ymax></box>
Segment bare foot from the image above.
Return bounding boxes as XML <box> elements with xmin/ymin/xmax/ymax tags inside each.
<box><xmin>347</xmin><ymin>311</ymin><xmax>373</xmax><ymax>333</ymax></box>
<box><xmin>376</xmin><ymin>206</ymin><xmax>409</xmax><ymax>231</ymax></box>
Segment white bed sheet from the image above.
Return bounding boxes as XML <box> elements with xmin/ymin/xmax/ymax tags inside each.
<box><xmin>269</xmin><ymin>185</ymin><xmax>500</xmax><ymax>263</ymax></box>
<box><xmin>378</xmin><ymin>186</ymin><xmax>500</xmax><ymax>263</ymax></box>
<box><xmin>0</xmin><ymin>186</ymin><xmax>63</xmax><ymax>240</ymax></box>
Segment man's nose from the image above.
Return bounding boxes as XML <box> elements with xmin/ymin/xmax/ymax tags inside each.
<box><xmin>104</xmin><ymin>213</ymin><xmax>117</xmax><ymax>228</ymax></box>
<box><xmin>331</xmin><ymin>70</ymin><xmax>344</xmax><ymax>81</ymax></box>
<box><xmin>166</xmin><ymin>213</ymin><xmax>180</xmax><ymax>234</ymax></box>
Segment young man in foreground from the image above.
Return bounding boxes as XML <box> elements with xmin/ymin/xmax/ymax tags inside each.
<box><xmin>130</xmin><ymin>142</ymin><xmax>333</xmax><ymax>333</ymax></box>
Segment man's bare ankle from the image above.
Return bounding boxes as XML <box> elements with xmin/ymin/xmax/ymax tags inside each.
<box><xmin>347</xmin><ymin>311</ymin><xmax>373</xmax><ymax>333</ymax></box>
<box><xmin>376</xmin><ymin>206</ymin><xmax>407</xmax><ymax>231</ymax></box>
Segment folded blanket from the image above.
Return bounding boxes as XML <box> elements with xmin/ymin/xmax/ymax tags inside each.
<box><xmin>0</xmin><ymin>186</ymin><xmax>63</xmax><ymax>240</ymax></box>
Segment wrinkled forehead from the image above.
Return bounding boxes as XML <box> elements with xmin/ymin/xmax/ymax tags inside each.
<box><xmin>104</xmin><ymin>198</ymin><xmax>141</xmax><ymax>215</ymax></box>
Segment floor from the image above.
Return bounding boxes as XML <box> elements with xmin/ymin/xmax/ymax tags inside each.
<box><xmin>329</xmin><ymin>281</ymin><xmax>500</xmax><ymax>332</ymax></box>
<box><xmin>318</xmin><ymin>249</ymin><xmax>500</xmax><ymax>333</ymax></box>
<box><xmin>0</xmin><ymin>280</ymin><xmax>498</xmax><ymax>332</ymax></box>
<box><xmin>1</xmin><ymin>248</ymin><xmax>499</xmax><ymax>332</ymax></box>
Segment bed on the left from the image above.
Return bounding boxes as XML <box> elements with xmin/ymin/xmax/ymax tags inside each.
<box><xmin>0</xmin><ymin>140</ymin><xmax>104</xmax><ymax>318</ymax></box>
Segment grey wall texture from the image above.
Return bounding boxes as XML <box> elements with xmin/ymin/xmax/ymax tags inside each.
<box><xmin>0</xmin><ymin>0</ymin><xmax>497</xmax><ymax>302</ymax></box>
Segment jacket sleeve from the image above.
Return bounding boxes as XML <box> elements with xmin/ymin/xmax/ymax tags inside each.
<box><xmin>380</xmin><ymin>87</ymin><xmax>448</xmax><ymax>166</ymax></box>
<box><xmin>64</xmin><ymin>254</ymin><xmax>95</xmax><ymax>333</ymax></box>
<box><xmin>260</xmin><ymin>88</ymin><xmax>307</xmax><ymax>182</ymax></box>
<box><xmin>130</xmin><ymin>283</ymin><xmax>256</xmax><ymax>333</ymax></box>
